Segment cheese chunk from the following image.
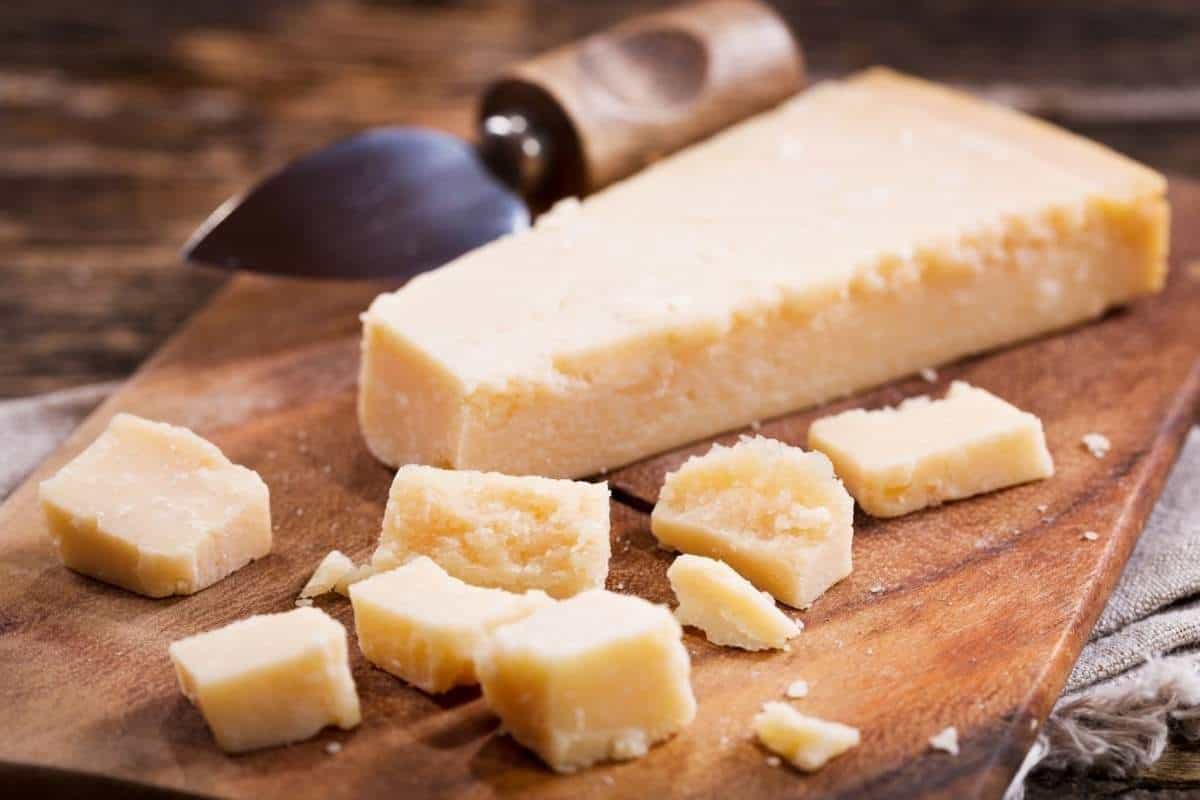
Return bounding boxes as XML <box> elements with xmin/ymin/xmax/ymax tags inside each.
<box><xmin>349</xmin><ymin>556</ymin><xmax>553</xmax><ymax>693</ymax></box>
<box><xmin>667</xmin><ymin>554</ymin><xmax>800</xmax><ymax>650</ymax></box>
<box><xmin>358</xmin><ymin>68</ymin><xmax>1167</xmax><ymax>479</ymax></box>
<box><xmin>371</xmin><ymin>465</ymin><xmax>610</xmax><ymax>599</ymax></box>
<box><xmin>754</xmin><ymin>702</ymin><xmax>860</xmax><ymax>772</ymax></box>
<box><xmin>808</xmin><ymin>381</ymin><xmax>1054</xmax><ymax>517</ymax></box>
<box><xmin>38</xmin><ymin>413</ymin><xmax>271</xmax><ymax>598</ymax></box>
<box><xmin>651</xmin><ymin>437</ymin><xmax>853</xmax><ymax>609</ymax></box>
<box><xmin>476</xmin><ymin>589</ymin><xmax>696</xmax><ymax>772</ymax></box>
<box><xmin>169</xmin><ymin>607</ymin><xmax>361</xmax><ymax>753</ymax></box>
<box><xmin>299</xmin><ymin>550</ymin><xmax>356</xmax><ymax>599</ymax></box>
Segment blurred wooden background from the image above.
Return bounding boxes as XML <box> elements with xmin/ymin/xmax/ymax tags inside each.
<box><xmin>2</xmin><ymin>0</ymin><xmax>1200</xmax><ymax>795</ymax></box>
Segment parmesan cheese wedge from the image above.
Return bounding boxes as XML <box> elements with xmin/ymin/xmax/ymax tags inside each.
<box><xmin>358</xmin><ymin>68</ymin><xmax>1167</xmax><ymax>478</ymax></box>
<box><xmin>668</xmin><ymin>554</ymin><xmax>800</xmax><ymax>650</ymax></box>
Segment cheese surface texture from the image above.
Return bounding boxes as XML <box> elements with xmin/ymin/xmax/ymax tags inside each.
<box><xmin>754</xmin><ymin>702</ymin><xmax>861</xmax><ymax>771</ymax></box>
<box><xmin>808</xmin><ymin>381</ymin><xmax>1054</xmax><ymax>517</ymax></box>
<box><xmin>358</xmin><ymin>68</ymin><xmax>1167</xmax><ymax>479</ymax></box>
<box><xmin>667</xmin><ymin>554</ymin><xmax>800</xmax><ymax>650</ymax></box>
<box><xmin>169</xmin><ymin>607</ymin><xmax>361</xmax><ymax>752</ymax></box>
<box><xmin>38</xmin><ymin>413</ymin><xmax>271</xmax><ymax>598</ymax></box>
<box><xmin>651</xmin><ymin>437</ymin><xmax>853</xmax><ymax>609</ymax></box>
<box><xmin>349</xmin><ymin>556</ymin><xmax>553</xmax><ymax>693</ymax></box>
<box><xmin>371</xmin><ymin>465</ymin><xmax>609</xmax><ymax>599</ymax></box>
<box><xmin>476</xmin><ymin>589</ymin><xmax>696</xmax><ymax>773</ymax></box>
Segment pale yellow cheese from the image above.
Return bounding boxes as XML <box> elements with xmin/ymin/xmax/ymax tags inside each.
<box><xmin>651</xmin><ymin>436</ymin><xmax>853</xmax><ymax>609</ymax></box>
<box><xmin>667</xmin><ymin>554</ymin><xmax>800</xmax><ymax>650</ymax></box>
<box><xmin>371</xmin><ymin>465</ymin><xmax>609</xmax><ymax>599</ymax></box>
<box><xmin>476</xmin><ymin>589</ymin><xmax>696</xmax><ymax>773</ymax></box>
<box><xmin>349</xmin><ymin>556</ymin><xmax>553</xmax><ymax>693</ymax></box>
<box><xmin>299</xmin><ymin>550</ymin><xmax>355</xmax><ymax>599</ymax></box>
<box><xmin>358</xmin><ymin>68</ymin><xmax>1167</xmax><ymax>479</ymax></box>
<box><xmin>38</xmin><ymin>413</ymin><xmax>271</xmax><ymax>598</ymax></box>
<box><xmin>169</xmin><ymin>607</ymin><xmax>361</xmax><ymax>753</ymax></box>
<box><xmin>808</xmin><ymin>381</ymin><xmax>1054</xmax><ymax>517</ymax></box>
<box><xmin>754</xmin><ymin>702</ymin><xmax>860</xmax><ymax>771</ymax></box>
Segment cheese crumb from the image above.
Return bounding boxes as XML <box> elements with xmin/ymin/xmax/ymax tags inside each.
<box><xmin>295</xmin><ymin>597</ymin><xmax>313</xmax><ymax>607</ymax></box>
<box><xmin>766</xmin><ymin>755</ymin><xmax>782</xmax><ymax>767</ymax></box>
<box><xmin>1082</xmin><ymin>530</ymin><xmax>1099</xmax><ymax>541</ymax></box>
<box><xmin>919</xmin><ymin>367</ymin><xmax>939</xmax><ymax>383</ymax></box>
<box><xmin>869</xmin><ymin>585</ymin><xmax>885</xmax><ymax>594</ymax></box>
<box><xmin>1081</xmin><ymin>432</ymin><xmax>1111</xmax><ymax>458</ymax></box>
<box><xmin>785</xmin><ymin>680</ymin><xmax>809</xmax><ymax>699</ymax></box>
<box><xmin>300</xmin><ymin>550</ymin><xmax>357</xmax><ymax>600</ymax></box>
<box><xmin>929</xmin><ymin>726</ymin><xmax>959</xmax><ymax>756</ymax></box>
<box><xmin>1036</xmin><ymin>504</ymin><xmax>1048</xmax><ymax>513</ymax></box>
<box><xmin>753</xmin><ymin>702</ymin><xmax>860</xmax><ymax>771</ymax></box>
<box><xmin>325</xmin><ymin>741</ymin><xmax>342</xmax><ymax>755</ymax></box>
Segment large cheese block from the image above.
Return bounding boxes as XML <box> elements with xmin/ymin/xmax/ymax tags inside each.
<box><xmin>359</xmin><ymin>68</ymin><xmax>1168</xmax><ymax>478</ymax></box>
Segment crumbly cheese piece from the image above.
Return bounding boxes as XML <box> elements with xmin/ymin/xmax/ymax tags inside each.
<box><xmin>371</xmin><ymin>465</ymin><xmax>610</xmax><ymax>599</ymax></box>
<box><xmin>38</xmin><ymin>413</ymin><xmax>271</xmax><ymax>598</ymax></box>
<box><xmin>785</xmin><ymin>680</ymin><xmax>809</xmax><ymax>699</ymax></box>
<box><xmin>1081</xmin><ymin>432</ymin><xmax>1112</xmax><ymax>458</ymax></box>
<box><xmin>476</xmin><ymin>589</ymin><xmax>696</xmax><ymax>773</ymax></box>
<box><xmin>169</xmin><ymin>607</ymin><xmax>360</xmax><ymax>753</ymax></box>
<box><xmin>929</xmin><ymin>726</ymin><xmax>960</xmax><ymax>755</ymax></box>
<box><xmin>667</xmin><ymin>554</ymin><xmax>800</xmax><ymax>650</ymax></box>
<box><xmin>753</xmin><ymin>702</ymin><xmax>860</xmax><ymax>771</ymax></box>
<box><xmin>808</xmin><ymin>381</ymin><xmax>1054</xmax><ymax>518</ymax></box>
<box><xmin>299</xmin><ymin>550</ymin><xmax>356</xmax><ymax>599</ymax></box>
<box><xmin>358</xmin><ymin>68</ymin><xmax>1167</xmax><ymax>479</ymax></box>
<box><xmin>349</xmin><ymin>556</ymin><xmax>553</xmax><ymax>693</ymax></box>
<box><xmin>651</xmin><ymin>437</ymin><xmax>853</xmax><ymax>609</ymax></box>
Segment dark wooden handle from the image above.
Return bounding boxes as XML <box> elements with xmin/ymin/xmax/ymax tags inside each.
<box><xmin>480</xmin><ymin>0</ymin><xmax>804</xmax><ymax>207</ymax></box>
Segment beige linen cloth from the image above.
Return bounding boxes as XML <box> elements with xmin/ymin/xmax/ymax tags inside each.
<box><xmin>2</xmin><ymin>384</ymin><xmax>1197</xmax><ymax>793</ymax></box>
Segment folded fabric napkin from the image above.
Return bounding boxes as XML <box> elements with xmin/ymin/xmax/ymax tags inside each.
<box><xmin>2</xmin><ymin>384</ymin><xmax>1196</xmax><ymax>795</ymax></box>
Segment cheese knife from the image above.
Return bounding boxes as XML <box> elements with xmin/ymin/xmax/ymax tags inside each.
<box><xmin>182</xmin><ymin>0</ymin><xmax>803</xmax><ymax>279</ymax></box>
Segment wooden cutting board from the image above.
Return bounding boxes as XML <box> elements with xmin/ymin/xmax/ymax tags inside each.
<box><xmin>1</xmin><ymin>181</ymin><xmax>1198</xmax><ymax>800</ymax></box>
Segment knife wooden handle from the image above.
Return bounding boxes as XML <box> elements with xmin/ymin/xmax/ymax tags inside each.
<box><xmin>479</xmin><ymin>0</ymin><xmax>803</xmax><ymax>208</ymax></box>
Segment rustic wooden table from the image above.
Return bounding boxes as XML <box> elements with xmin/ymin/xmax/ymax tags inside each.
<box><xmin>2</xmin><ymin>1</ymin><xmax>1199</xmax><ymax>796</ymax></box>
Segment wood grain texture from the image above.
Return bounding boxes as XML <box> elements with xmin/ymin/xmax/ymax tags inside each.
<box><xmin>4</xmin><ymin>0</ymin><xmax>1200</xmax><ymax>397</ymax></box>
<box><xmin>0</xmin><ymin>182</ymin><xmax>1197</xmax><ymax>798</ymax></box>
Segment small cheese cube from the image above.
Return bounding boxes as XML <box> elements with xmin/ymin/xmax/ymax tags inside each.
<box><xmin>349</xmin><ymin>556</ymin><xmax>553</xmax><ymax>693</ymax></box>
<box><xmin>651</xmin><ymin>436</ymin><xmax>853</xmax><ymax>609</ymax></box>
<box><xmin>371</xmin><ymin>465</ymin><xmax>610</xmax><ymax>599</ymax></box>
<box><xmin>169</xmin><ymin>607</ymin><xmax>361</xmax><ymax>753</ymax></box>
<box><xmin>38</xmin><ymin>413</ymin><xmax>271</xmax><ymax>598</ymax></box>
<box><xmin>299</xmin><ymin>550</ymin><xmax>356</xmax><ymax>599</ymax></box>
<box><xmin>476</xmin><ymin>589</ymin><xmax>696</xmax><ymax>772</ymax></box>
<box><xmin>808</xmin><ymin>381</ymin><xmax>1054</xmax><ymax>518</ymax></box>
<box><xmin>753</xmin><ymin>702</ymin><xmax>860</xmax><ymax>772</ymax></box>
<box><xmin>667</xmin><ymin>554</ymin><xmax>800</xmax><ymax>651</ymax></box>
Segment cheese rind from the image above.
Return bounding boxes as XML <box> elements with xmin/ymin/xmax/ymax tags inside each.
<box><xmin>371</xmin><ymin>465</ymin><xmax>610</xmax><ymax>599</ymax></box>
<box><xmin>38</xmin><ymin>413</ymin><xmax>271</xmax><ymax>597</ymax></box>
<box><xmin>651</xmin><ymin>436</ymin><xmax>853</xmax><ymax>609</ymax></box>
<box><xmin>349</xmin><ymin>556</ymin><xmax>553</xmax><ymax>693</ymax></box>
<box><xmin>754</xmin><ymin>702</ymin><xmax>860</xmax><ymax>772</ymax></box>
<box><xmin>358</xmin><ymin>68</ymin><xmax>1167</xmax><ymax>479</ymax></box>
<box><xmin>667</xmin><ymin>554</ymin><xmax>800</xmax><ymax>650</ymax></box>
<box><xmin>169</xmin><ymin>607</ymin><xmax>361</xmax><ymax>753</ymax></box>
<box><xmin>300</xmin><ymin>550</ymin><xmax>356</xmax><ymax>599</ymax></box>
<box><xmin>475</xmin><ymin>589</ymin><xmax>696</xmax><ymax>773</ymax></box>
<box><xmin>808</xmin><ymin>381</ymin><xmax>1054</xmax><ymax>517</ymax></box>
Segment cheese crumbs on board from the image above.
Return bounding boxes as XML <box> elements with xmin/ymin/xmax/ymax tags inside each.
<box><xmin>1081</xmin><ymin>432</ymin><xmax>1112</xmax><ymax>458</ymax></box>
<box><xmin>753</xmin><ymin>702</ymin><xmax>860</xmax><ymax>771</ymax></box>
<box><xmin>299</xmin><ymin>550</ymin><xmax>356</xmax><ymax>599</ymax></box>
<box><xmin>928</xmin><ymin>726</ymin><xmax>960</xmax><ymax>756</ymax></box>
<box><xmin>667</xmin><ymin>554</ymin><xmax>800</xmax><ymax>650</ymax></box>
<box><xmin>38</xmin><ymin>413</ymin><xmax>271</xmax><ymax>598</ymax></box>
<box><xmin>651</xmin><ymin>436</ymin><xmax>854</xmax><ymax>609</ymax></box>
